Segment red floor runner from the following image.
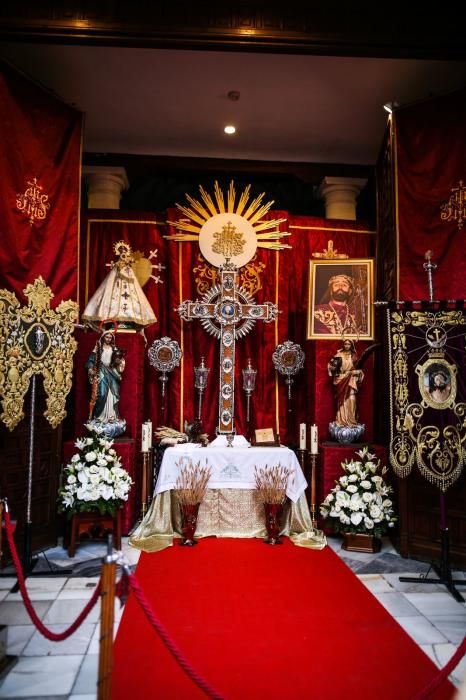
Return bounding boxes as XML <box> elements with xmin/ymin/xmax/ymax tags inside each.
<box><xmin>112</xmin><ymin>538</ymin><xmax>454</xmax><ymax>700</ymax></box>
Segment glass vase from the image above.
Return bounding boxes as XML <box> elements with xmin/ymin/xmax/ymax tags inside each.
<box><xmin>264</xmin><ymin>502</ymin><xmax>283</xmax><ymax>545</ymax></box>
<box><xmin>180</xmin><ymin>502</ymin><xmax>200</xmax><ymax>546</ymax></box>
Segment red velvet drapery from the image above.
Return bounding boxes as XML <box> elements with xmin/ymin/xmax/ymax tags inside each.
<box><xmin>395</xmin><ymin>88</ymin><xmax>466</xmax><ymax>300</ymax></box>
<box><xmin>79</xmin><ymin>211</ymin><xmax>376</xmax><ymax>448</ymax></box>
<box><xmin>0</xmin><ymin>60</ymin><xmax>82</xmax><ymax>304</ymax></box>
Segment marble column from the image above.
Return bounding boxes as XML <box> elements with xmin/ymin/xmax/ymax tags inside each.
<box><xmin>83</xmin><ymin>166</ymin><xmax>129</xmax><ymax>209</ymax></box>
<box><xmin>318</xmin><ymin>177</ymin><xmax>367</xmax><ymax>220</ymax></box>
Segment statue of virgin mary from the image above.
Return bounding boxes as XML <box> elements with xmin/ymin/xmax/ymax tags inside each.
<box><xmin>82</xmin><ymin>241</ymin><xmax>157</xmax><ymax>330</ymax></box>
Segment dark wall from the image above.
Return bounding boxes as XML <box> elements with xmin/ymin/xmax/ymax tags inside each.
<box><xmin>83</xmin><ymin>152</ymin><xmax>376</xmax><ymax>222</ymax></box>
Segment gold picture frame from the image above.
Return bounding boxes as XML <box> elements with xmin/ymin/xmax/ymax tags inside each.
<box><xmin>416</xmin><ymin>358</ymin><xmax>457</xmax><ymax>410</ymax></box>
<box><xmin>307</xmin><ymin>258</ymin><xmax>375</xmax><ymax>340</ymax></box>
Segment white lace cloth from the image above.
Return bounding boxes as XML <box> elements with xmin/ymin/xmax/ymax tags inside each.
<box><xmin>155</xmin><ymin>444</ymin><xmax>307</xmax><ymax>503</ymax></box>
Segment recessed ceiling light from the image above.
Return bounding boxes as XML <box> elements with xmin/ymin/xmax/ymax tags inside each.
<box><xmin>224</xmin><ymin>125</ymin><xmax>236</xmax><ymax>135</ymax></box>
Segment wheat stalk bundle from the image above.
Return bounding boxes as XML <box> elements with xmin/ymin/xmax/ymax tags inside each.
<box><xmin>174</xmin><ymin>459</ymin><xmax>212</xmax><ymax>505</ymax></box>
<box><xmin>254</xmin><ymin>464</ymin><xmax>292</xmax><ymax>504</ymax></box>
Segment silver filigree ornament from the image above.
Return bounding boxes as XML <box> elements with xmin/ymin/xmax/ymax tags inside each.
<box><xmin>272</xmin><ymin>339</ymin><xmax>305</xmax><ymax>405</ymax></box>
<box><xmin>148</xmin><ymin>336</ymin><xmax>183</xmax><ymax>413</ymax></box>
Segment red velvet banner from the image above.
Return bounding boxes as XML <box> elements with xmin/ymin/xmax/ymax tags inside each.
<box><xmin>395</xmin><ymin>88</ymin><xmax>466</xmax><ymax>300</ymax></box>
<box><xmin>0</xmin><ymin>60</ymin><xmax>82</xmax><ymax>304</ymax></box>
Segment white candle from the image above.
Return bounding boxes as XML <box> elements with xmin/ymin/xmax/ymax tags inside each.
<box><xmin>141</xmin><ymin>423</ymin><xmax>148</xmax><ymax>452</ymax></box>
<box><xmin>299</xmin><ymin>423</ymin><xmax>306</xmax><ymax>450</ymax></box>
<box><xmin>310</xmin><ymin>424</ymin><xmax>318</xmax><ymax>454</ymax></box>
<box><xmin>141</xmin><ymin>421</ymin><xmax>152</xmax><ymax>452</ymax></box>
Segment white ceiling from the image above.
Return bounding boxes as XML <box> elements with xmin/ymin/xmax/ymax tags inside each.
<box><xmin>2</xmin><ymin>42</ymin><xmax>466</xmax><ymax>165</ymax></box>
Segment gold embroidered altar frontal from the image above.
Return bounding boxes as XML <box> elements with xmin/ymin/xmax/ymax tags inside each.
<box><xmin>129</xmin><ymin>489</ymin><xmax>325</xmax><ymax>553</ymax></box>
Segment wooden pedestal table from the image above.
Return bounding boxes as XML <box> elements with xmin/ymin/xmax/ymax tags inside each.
<box><xmin>68</xmin><ymin>509</ymin><xmax>122</xmax><ymax>557</ymax></box>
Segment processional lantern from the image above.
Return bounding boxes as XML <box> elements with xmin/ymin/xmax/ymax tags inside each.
<box><xmin>148</xmin><ymin>336</ymin><xmax>182</xmax><ymax>423</ymax></box>
<box><xmin>194</xmin><ymin>356</ymin><xmax>210</xmax><ymax>422</ymax></box>
<box><xmin>242</xmin><ymin>358</ymin><xmax>257</xmax><ymax>425</ymax></box>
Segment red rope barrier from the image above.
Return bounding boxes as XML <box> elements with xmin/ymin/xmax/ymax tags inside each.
<box><xmin>3</xmin><ymin>510</ymin><xmax>101</xmax><ymax>642</ymax></box>
<box><xmin>413</xmin><ymin>635</ymin><xmax>466</xmax><ymax>699</ymax></box>
<box><xmin>127</xmin><ymin>571</ymin><xmax>224</xmax><ymax>700</ymax></box>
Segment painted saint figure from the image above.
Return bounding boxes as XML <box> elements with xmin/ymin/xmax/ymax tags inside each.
<box><xmin>86</xmin><ymin>330</ymin><xmax>127</xmax><ymax>437</ymax></box>
<box><xmin>328</xmin><ymin>339</ymin><xmax>364</xmax><ymax>428</ymax></box>
<box><xmin>314</xmin><ymin>274</ymin><xmax>360</xmax><ymax>336</ymax></box>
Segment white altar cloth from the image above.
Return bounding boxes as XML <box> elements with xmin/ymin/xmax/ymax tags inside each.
<box><xmin>155</xmin><ymin>444</ymin><xmax>307</xmax><ymax>503</ymax></box>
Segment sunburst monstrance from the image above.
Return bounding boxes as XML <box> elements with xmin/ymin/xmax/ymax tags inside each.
<box><xmin>166</xmin><ymin>181</ymin><xmax>291</xmax><ymax>268</ymax></box>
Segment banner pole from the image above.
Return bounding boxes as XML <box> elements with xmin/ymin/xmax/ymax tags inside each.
<box><xmin>97</xmin><ymin>536</ymin><xmax>117</xmax><ymax>700</ymax></box>
<box><xmin>23</xmin><ymin>374</ymin><xmax>37</xmax><ymax>577</ymax></box>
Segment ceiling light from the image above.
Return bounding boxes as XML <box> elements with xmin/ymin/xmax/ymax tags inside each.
<box><xmin>383</xmin><ymin>101</ymin><xmax>399</xmax><ymax>114</ymax></box>
<box><xmin>224</xmin><ymin>125</ymin><xmax>236</xmax><ymax>135</ymax></box>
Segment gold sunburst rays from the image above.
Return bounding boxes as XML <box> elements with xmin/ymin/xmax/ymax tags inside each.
<box><xmin>165</xmin><ymin>180</ymin><xmax>292</xmax><ymax>253</ymax></box>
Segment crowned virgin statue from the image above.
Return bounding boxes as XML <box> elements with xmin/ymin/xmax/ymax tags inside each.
<box><xmin>82</xmin><ymin>241</ymin><xmax>157</xmax><ymax>330</ymax></box>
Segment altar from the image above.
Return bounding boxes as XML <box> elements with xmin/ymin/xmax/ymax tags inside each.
<box><xmin>129</xmin><ymin>444</ymin><xmax>326</xmax><ymax>552</ymax></box>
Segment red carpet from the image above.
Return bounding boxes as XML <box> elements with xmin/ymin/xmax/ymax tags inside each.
<box><xmin>112</xmin><ymin>538</ymin><xmax>454</xmax><ymax>700</ymax></box>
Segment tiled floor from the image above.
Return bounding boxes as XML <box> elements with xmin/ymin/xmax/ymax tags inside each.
<box><xmin>0</xmin><ymin>536</ymin><xmax>465</xmax><ymax>699</ymax></box>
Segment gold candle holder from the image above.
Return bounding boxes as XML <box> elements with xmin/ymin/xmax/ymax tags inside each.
<box><xmin>308</xmin><ymin>451</ymin><xmax>318</xmax><ymax>528</ymax></box>
<box><xmin>298</xmin><ymin>448</ymin><xmax>307</xmax><ymax>476</ymax></box>
<box><xmin>141</xmin><ymin>449</ymin><xmax>151</xmax><ymax>519</ymax></box>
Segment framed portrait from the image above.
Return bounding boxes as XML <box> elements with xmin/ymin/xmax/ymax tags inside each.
<box><xmin>416</xmin><ymin>358</ymin><xmax>457</xmax><ymax>410</ymax></box>
<box><xmin>306</xmin><ymin>258</ymin><xmax>375</xmax><ymax>340</ymax></box>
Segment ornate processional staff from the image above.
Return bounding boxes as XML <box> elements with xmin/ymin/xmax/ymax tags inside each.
<box><xmin>170</xmin><ymin>181</ymin><xmax>290</xmax><ymax>436</ymax></box>
<box><xmin>0</xmin><ymin>277</ymin><xmax>78</xmax><ymax>578</ymax></box>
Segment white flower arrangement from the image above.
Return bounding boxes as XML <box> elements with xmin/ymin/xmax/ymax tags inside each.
<box><xmin>320</xmin><ymin>446</ymin><xmax>397</xmax><ymax>538</ymax></box>
<box><xmin>59</xmin><ymin>426</ymin><xmax>133</xmax><ymax>517</ymax></box>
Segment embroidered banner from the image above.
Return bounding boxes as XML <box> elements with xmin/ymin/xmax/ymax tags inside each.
<box><xmin>387</xmin><ymin>305</ymin><xmax>466</xmax><ymax>492</ymax></box>
<box><xmin>0</xmin><ymin>60</ymin><xmax>82</xmax><ymax>304</ymax></box>
<box><xmin>395</xmin><ymin>88</ymin><xmax>466</xmax><ymax>300</ymax></box>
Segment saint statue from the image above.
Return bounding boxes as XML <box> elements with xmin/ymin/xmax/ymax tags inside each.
<box><xmin>328</xmin><ymin>339</ymin><xmax>365</xmax><ymax>443</ymax></box>
<box><xmin>82</xmin><ymin>241</ymin><xmax>157</xmax><ymax>330</ymax></box>
<box><xmin>86</xmin><ymin>330</ymin><xmax>127</xmax><ymax>437</ymax></box>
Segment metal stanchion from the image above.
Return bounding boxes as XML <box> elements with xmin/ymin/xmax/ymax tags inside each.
<box><xmin>97</xmin><ymin>536</ymin><xmax>118</xmax><ymax>700</ymax></box>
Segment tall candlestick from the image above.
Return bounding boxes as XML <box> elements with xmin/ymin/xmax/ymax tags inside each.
<box><xmin>299</xmin><ymin>423</ymin><xmax>306</xmax><ymax>450</ymax></box>
<box><xmin>310</xmin><ymin>424</ymin><xmax>318</xmax><ymax>454</ymax></box>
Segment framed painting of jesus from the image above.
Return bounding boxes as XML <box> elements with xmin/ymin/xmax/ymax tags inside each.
<box><xmin>307</xmin><ymin>259</ymin><xmax>374</xmax><ymax>340</ymax></box>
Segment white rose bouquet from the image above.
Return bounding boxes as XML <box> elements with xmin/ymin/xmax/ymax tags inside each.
<box><xmin>320</xmin><ymin>446</ymin><xmax>397</xmax><ymax>538</ymax></box>
<box><xmin>59</xmin><ymin>426</ymin><xmax>133</xmax><ymax>517</ymax></box>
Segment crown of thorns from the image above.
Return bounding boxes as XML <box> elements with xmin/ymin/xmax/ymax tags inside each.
<box><xmin>328</xmin><ymin>274</ymin><xmax>354</xmax><ymax>288</ymax></box>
